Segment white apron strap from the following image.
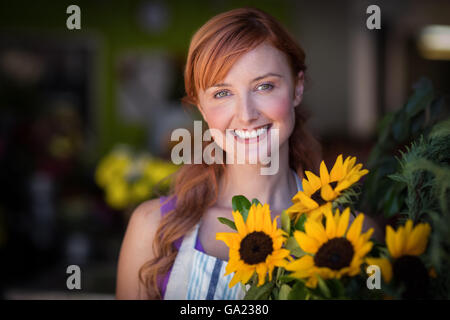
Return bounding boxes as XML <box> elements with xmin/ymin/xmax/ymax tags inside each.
<box><xmin>164</xmin><ymin>223</ymin><xmax>200</xmax><ymax>300</ymax></box>
<box><xmin>293</xmin><ymin>169</ymin><xmax>303</xmax><ymax>192</ymax></box>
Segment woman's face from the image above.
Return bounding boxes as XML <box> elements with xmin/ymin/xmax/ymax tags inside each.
<box><xmin>197</xmin><ymin>42</ymin><xmax>304</xmax><ymax>164</ymax></box>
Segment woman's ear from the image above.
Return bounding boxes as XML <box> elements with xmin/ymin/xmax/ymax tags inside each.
<box><xmin>293</xmin><ymin>71</ymin><xmax>305</xmax><ymax>107</ymax></box>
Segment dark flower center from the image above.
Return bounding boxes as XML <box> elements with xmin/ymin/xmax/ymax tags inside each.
<box><xmin>329</xmin><ymin>181</ymin><xmax>338</xmax><ymax>189</ymax></box>
<box><xmin>239</xmin><ymin>231</ymin><xmax>273</xmax><ymax>265</ymax></box>
<box><xmin>393</xmin><ymin>255</ymin><xmax>429</xmax><ymax>299</ymax></box>
<box><xmin>314</xmin><ymin>238</ymin><xmax>354</xmax><ymax>270</ymax></box>
<box><xmin>310</xmin><ymin>190</ymin><xmax>327</xmax><ymax>206</ymax></box>
<box><xmin>310</xmin><ymin>182</ymin><xmax>338</xmax><ymax>206</ymax></box>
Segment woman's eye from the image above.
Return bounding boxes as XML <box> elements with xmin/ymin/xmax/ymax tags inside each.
<box><xmin>214</xmin><ymin>90</ymin><xmax>230</xmax><ymax>99</ymax></box>
<box><xmin>256</xmin><ymin>83</ymin><xmax>274</xmax><ymax>91</ymax></box>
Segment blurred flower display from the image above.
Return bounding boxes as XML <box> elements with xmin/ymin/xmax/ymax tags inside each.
<box><xmin>95</xmin><ymin>145</ymin><xmax>178</xmax><ymax>210</ymax></box>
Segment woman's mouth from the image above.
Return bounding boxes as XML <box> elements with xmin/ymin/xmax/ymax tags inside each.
<box><xmin>231</xmin><ymin>124</ymin><xmax>272</xmax><ymax>143</ymax></box>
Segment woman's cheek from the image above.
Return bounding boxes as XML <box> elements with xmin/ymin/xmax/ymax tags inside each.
<box><xmin>260</xmin><ymin>94</ymin><xmax>292</xmax><ymax>120</ymax></box>
<box><xmin>204</xmin><ymin>106</ymin><xmax>233</xmax><ymax>132</ymax></box>
<box><xmin>203</xmin><ymin>106</ymin><xmax>235</xmax><ymax>150</ymax></box>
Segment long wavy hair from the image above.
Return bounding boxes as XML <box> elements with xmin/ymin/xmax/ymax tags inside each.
<box><xmin>139</xmin><ymin>7</ymin><xmax>322</xmax><ymax>299</ymax></box>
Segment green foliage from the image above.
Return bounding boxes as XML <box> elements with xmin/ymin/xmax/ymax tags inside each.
<box><xmin>231</xmin><ymin>195</ymin><xmax>252</xmax><ymax>222</ymax></box>
<box><xmin>243</xmin><ymin>278</ymin><xmax>274</xmax><ymax>300</ymax></box>
<box><xmin>359</xmin><ymin>77</ymin><xmax>449</xmax><ymax>218</ymax></box>
<box><xmin>387</xmin><ymin>118</ymin><xmax>450</xmax><ymax>298</ymax></box>
<box><xmin>281</xmin><ymin>210</ymin><xmax>291</xmax><ymax>235</ymax></box>
<box><xmin>217</xmin><ymin>217</ymin><xmax>237</xmax><ymax>231</ymax></box>
<box><xmin>287</xmin><ymin>281</ymin><xmax>308</xmax><ymax>299</ymax></box>
<box><xmin>360</xmin><ymin>77</ymin><xmax>450</xmax><ymax>298</ymax></box>
<box><xmin>294</xmin><ymin>213</ymin><xmax>307</xmax><ymax>233</ymax></box>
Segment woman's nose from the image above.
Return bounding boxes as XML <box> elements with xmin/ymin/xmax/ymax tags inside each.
<box><xmin>237</xmin><ymin>95</ymin><xmax>259</xmax><ymax>123</ymax></box>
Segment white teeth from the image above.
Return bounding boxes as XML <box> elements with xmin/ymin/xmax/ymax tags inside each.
<box><xmin>233</xmin><ymin>125</ymin><xmax>270</xmax><ymax>139</ymax></box>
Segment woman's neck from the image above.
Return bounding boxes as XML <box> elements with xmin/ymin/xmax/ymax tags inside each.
<box><xmin>215</xmin><ymin>145</ymin><xmax>301</xmax><ymax>214</ymax></box>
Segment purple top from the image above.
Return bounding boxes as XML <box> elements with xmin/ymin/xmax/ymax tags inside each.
<box><xmin>158</xmin><ymin>196</ymin><xmax>205</xmax><ymax>299</ymax></box>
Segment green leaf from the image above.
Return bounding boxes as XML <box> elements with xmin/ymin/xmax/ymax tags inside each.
<box><xmin>294</xmin><ymin>213</ymin><xmax>307</xmax><ymax>232</ymax></box>
<box><xmin>281</xmin><ymin>210</ymin><xmax>290</xmax><ymax>235</ymax></box>
<box><xmin>405</xmin><ymin>77</ymin><xmax>433</xmax><ymax>117</ymax></box>
<box><xmin>392</xmin><ymin>113</ymin><xmax>411</xmax><ymax>143</ymax></box>
<box><xmin>278</xmin><ymin>275</ymin><xmax>298</xmax><ymax>284</ymax></box>
<box><xmin>287</xmin><ymin>281</ymin><xmax>308</xmax><ymax>300</ymax></box>
<box><xmin>317</xmin><ymin>275</ymin><xmax>331</xmax><ymax>299</ymax></box>
<box><xmin>232</xmin><ymin>195</ymin><xmax>251</xmax><ymax>222</ymax></box>
<box><xmin>251</xmin><ymin>198</ymin><xmax>261</xmax><ymax>206</ymax></box>
<box><xmin>217</xmin><ymin>217</ymin><xmax>237</xmax><ymax>231</ymax></box>
<box><xmin>285</xmin><ymin>236</ymin><xmax>305</xmax><ymax>257</ymax></box>
<box><xmin>327</xmin><ymin>279</ymin><xmax>346</xmax><ymax>299</ymax></box>
<box><xmin>377</xmin><ymin>112</ymin><xmax>394</xmax><ymax>144</ymax></box>
<box><xmin>278</xmin><ymin>284</ymin><xmax>292</xmax><ymax>300</ymax></box>
<box><xmin>243</xmin><ymin>281</ymin><xmax>274</xmax><ymax>300</ymax></box>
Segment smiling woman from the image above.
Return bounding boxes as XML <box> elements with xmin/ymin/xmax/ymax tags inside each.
<box><xmin>116</xmin><ymin>7</ymin><xmax>322</xmax><ymax>300</ymax></box>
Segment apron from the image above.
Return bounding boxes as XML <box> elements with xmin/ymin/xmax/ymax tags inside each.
<box><xmin>164</xmin><ymin>170</ymin><xmax>303</xmax><ymax>300</ymax></box>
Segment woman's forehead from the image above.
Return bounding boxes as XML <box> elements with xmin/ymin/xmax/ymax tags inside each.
<box><xmin>206</xmin><ymin>43</ymin><xmax>291</xmax><ymax>89</ymax></box>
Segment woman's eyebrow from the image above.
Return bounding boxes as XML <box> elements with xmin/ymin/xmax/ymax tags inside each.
<box><xmin>251</xmin><ymin>72</ymin><xmax>283</xmax><ymax>83</ymax></box>
<box><xmin>209</xmin><ymin>73</ymin><xmax>283</xmax><ymax>89</ymax></box>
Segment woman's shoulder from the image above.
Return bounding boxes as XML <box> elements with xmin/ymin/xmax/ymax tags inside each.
<box><xmin>127</xmin><ymin>198</ymin><xmax>163</xmax><ymax>232</ymax></box>
<box><xmin>116</xmin><ymin>198</ymin><xmax>163</xmax><ymax>299</ymax></box>
<box><xmin>135</xmin><ymin>198</ymin><xmax>162</xmax><ymax>218</ymax></box>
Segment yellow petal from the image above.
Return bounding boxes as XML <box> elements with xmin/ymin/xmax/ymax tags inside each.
<box><xmin>336</xmin><ymin>207</ymin><xmax>350</xmax><ymax>237</ymax></box>
<box><xmin>259</xmin><ymin>204</ymin><xmax>270</xmax><ymax>232</ymax></box>
<box><xmin>320</xmin><ymin>160</ymin><xmax>330</xmax><ymax>185</ymax></box>
<box><xmin>240</xmin><ymin>268</ymin><xmax>254</xmax><ymax>285</ymax></box>
<box><xmin>232</xmin><ymin>210</ymin><xmax>248</xmax><ymax>239</ymax></box>
<box><xmin>256</xmin><ymin>263</ymin><xmax>268</xmax><ymax>286</ymax></box>
<box><xmin>366</xmin><ymin>257</ymin><xmax>392</xmax><ymax>283</ymax></box>
<box><xmin>384</xmin><ymin>229</ymin><xmax>396</xmax><ymax>263</ymax></box>
<box><xmin>347</xmin><ymin>157</ymin><xmax>357</xmax><ymax>171</ymax></box>
<box><xmin>353</xmin><ymin>228</ymin><xmax>374</xmax><ymax>252</ymax></box>
<box><xmin>216</xmin><ymin>232</ymin><xmax>239</xmax><ymax>249</ymax></box>
<box><xmin>346</xmin><ymin>213</ymin><xmax>364</xmax><ymax>244</ymax></box>
<box><xmin>247</xmin><ymin>205</ymin><xmax>256</xmax><ymax>233</ymax></box>
<box><xmin>403</xmin><ymin>220</ymin><xmax>413</xmax><ymax>239</ymax></box>
<box><xmin>325</xmin><ymin>209</ymin><xmax>337</xmax><ymax>238</ymax></box>
<box><xmin>305</xmin><ymin>170</ymin><xmax>322</xmax><ymax>190</ymax></box>
<box><xmin>272</xmin><ymin>216</ymin><xmax>280</xmax><ymax>234</ymax></box>
<box><xmin>263</xmin><ymin>209</ymin><xmax>272</xmax><ymax>235</ymax></box>
<box><xmin>285</xmin><ymin>254</ymin><xmax>314</xmax><ymax>272</ymax></box>
<box><xmin>225</xmin><ymin>258</ymin><xmax>242</xmax><ymax>275</ymax></box>
<box><xmin>305</xmin><ymin>275</ymin><xmax>318</xmax><ymax>288</ymax></box>
<box><xmin>335</xmin><ymin>180</ymin><xmax>352</xmax><ymax>193</ymax></box>
<box><xmin>228</xmin><ymin>273</ymin><xmax>240</xmax><ymax>288</ymax></box>
<box><xmin>405</xmin><ymin>223</ymin><xmax>431</xmax><ymax>256</ymax></box>
<box><xmin>305</xmin><ymin>219</ymin><xmax>328</xmax><ymax>245</ymax></box>
<box><xmin>297</xmin><ymin>191</ymin><xmax>319</xmax><ymax>209</ymax></box>
<box><xmin>302</xmin><ymin>178</ymin><xmax>313</xmax><ymax>195</ymax></box>
<box><xmin>286</xmin><ymin>202</ymin><xmax>307</xmax><ymax>215</ymax></box>
<box><xmin>294</xmin><ymin>230</ymin><xmax>320</xmax><ymax>254</ymax></box>
<box><xmin>321</xmin><ymin>183</ymin><xmax>337</xmax><ymax>201</ymax></box>
<box><xmin>393</xmin><ymin>225</ymin><xmax>406</xmax><ymax>258</ymax></box>
<box><xmin>330</xmin><ymin>154</ymin><xmax>344</xmax><ymax>181</ymax></box>
<box><xmin>357</xmin><ymin>241</ymin><xmax>373</xmax><ymax>257</ymax></box>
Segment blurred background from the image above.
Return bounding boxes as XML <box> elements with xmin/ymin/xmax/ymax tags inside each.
<box><xmin>0</xmin><ymin>0</ymin><xmax>449</xmax><ymax>299</ymax></box>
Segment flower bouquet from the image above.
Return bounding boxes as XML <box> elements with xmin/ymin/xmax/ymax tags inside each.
<box><xmin>216</xmin><ymin>78</ymin><xmax>450</xmax><ymax>300</ymax></box>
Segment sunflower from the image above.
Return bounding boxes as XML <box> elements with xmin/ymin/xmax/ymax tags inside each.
<box><xmin>216</xmin><ymin>203</ymin><xmax>291</xmax><ymax>288</ymax></box>
<box><xmin>286</xmin><ymin>155</ymin><xmax>369</xmax><ymax>223</ymax></box>
<box><xmin>366</xmin><ymin>220</ymin><xmax>432</xmax><ymax>299</ymax></box>
<box><xmin>285</xmin><ymin>207</ymin><xmax>374</xmax><ymax>288</ymax></box>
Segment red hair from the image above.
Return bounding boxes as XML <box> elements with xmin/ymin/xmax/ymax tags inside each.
<box><xmin>139</xmin><ymin>7</ymin><xmax>322</xmax><ymax>299</ymax></box>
